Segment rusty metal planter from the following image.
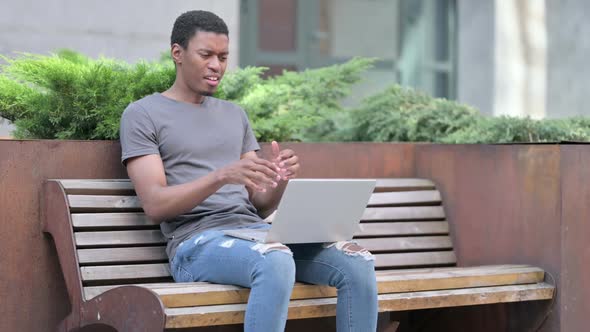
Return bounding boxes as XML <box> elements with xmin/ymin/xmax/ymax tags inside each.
<box><xmin>1</xmin><ymin>140</ymin><xmax>588</xmax><ymax>331</ymax></box>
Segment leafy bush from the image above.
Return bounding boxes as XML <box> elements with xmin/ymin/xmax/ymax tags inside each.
<box><xmin>0</xmin><ymin>50</ymin><xmax>372</xmax><ymax>141</ymax></box>
<box><xmin>1</xmin><ymin>50</ymin><xmax>589</xmax><ymax>143</ymax></box>
<box><xmin>444</xmin><ymin>116</ymin><xmax>590</xmax><ymax>143</ymax></box>
<box><xmin>336</xmin><ymin>84</ymin><xmax>590</xmax><ymax>143</ymax></box>
<box><xmin>0</xmin><ymin>50</ymin><xmax>175</xmax><ymax>139</ymax></box>
<box><xmin>341</xmin><ymin>85</ymin><xmax>480</xmax><ymax>142</ymax></box>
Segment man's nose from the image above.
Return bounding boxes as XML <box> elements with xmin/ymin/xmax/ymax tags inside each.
<box><xmin>208</xmin><ymin>57</ymin><xmax>221</xmax><ymax>71</ymax></box>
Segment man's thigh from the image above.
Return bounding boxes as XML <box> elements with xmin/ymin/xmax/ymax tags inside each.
<box><xmin>171</xmin><ymin>230</ymin><xmax>292</xmax><ymax>287</ymax></box>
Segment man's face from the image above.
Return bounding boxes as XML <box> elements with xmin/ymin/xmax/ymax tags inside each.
<box><xmin>174</xmin><ymin>31</ymin><xmax>229</xmax><ymax>97</ymax></box>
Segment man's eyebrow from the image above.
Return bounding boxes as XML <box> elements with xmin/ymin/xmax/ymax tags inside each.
<box><xmin>197</xmin><ymin>48</ymin><xmax>229</xmax><ymax>54</ymax></box>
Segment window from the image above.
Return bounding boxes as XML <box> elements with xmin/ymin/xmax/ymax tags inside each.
<box><xmin>240</xmin><ymin>0</ymin><xmax>456</xmax><ymax>99</ymax></box>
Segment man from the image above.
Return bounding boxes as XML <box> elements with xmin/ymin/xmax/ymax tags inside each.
<box><xmin>120</xmin><ymin>10</ymin><xmax>377</xmax><ymax>332</ymax></box>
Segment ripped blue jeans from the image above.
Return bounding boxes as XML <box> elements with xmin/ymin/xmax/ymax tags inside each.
<box><xmin>170</xmin><ymin>224</ymin><xmax>378</xmax><ymax>332</ymax></box>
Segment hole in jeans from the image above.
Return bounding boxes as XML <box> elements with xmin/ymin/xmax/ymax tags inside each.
<box><xmin>250</xmin><ymin>243</ymin><xmax>293</xmax><ymax>256</ymax></box>
<box><xmin>323</xmin><ymin>241</ymin><xmax>375</xmax><ymax>261</ymax></box>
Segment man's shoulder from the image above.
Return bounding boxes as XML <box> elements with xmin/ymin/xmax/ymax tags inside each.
<box><xmin>122</xmin><ymin>94</ymin><xmax>170</xmax><ymax>122</ymax></box>
<box><xmin>123</xmin><ymin>93</ymin><xmax>156</xmax><ymax>112</ymax></box>
<box><xmin>131</xmin><ymin>93</ymin><xmax>164</xmax><ymax>110</ymax></box>
<box><xmin>206</xmin><ymin>96</ymin><xmax>244</xmax><ymax>112</ymax></box>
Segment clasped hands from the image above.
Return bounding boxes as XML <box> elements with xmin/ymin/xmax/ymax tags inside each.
<box><xmin>220</xmin><ymin>141</ymin><xmax>300</xmax><ymax>193</ymax></box>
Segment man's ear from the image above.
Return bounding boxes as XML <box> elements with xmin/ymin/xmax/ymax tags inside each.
<box><xmin>171</xmin><ymin>43</ymin><xmax>183</xmax><ymax>66</ymax></box>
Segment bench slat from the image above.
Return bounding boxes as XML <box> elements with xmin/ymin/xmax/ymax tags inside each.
<box><xmin>84</xmin><ymin>265</ymin><xmax>535</xmax><ymax>293</ymax></box>
<box><xmin>75</xmin><ymin>230</ymin><xmax>166</xmax><ymax>247</ymax></box>
<box><xmin>78</xmin><ymin>246</ymin><xmax>167</xmax><ymax>264</ymax></box>
<box><xmin>72</xmin><ymin>220</ymin><xmax>449</xmax><ymax>248</ymax></box>
<box><xmin>356</xmin><ymin>236</ymin><xmax>453</xmax><ymax>252</ymax></box>
<box><xmin>84</xmin><ymin>265</ymin><xmax>546</xmax><ymax>304</ymax></box>
<box><xmin>375</xmin><ymin>264</ymin><xmax>534</xmax><ymax>276</ymax></box>
<box><xmin>374</xmin><ymin>179</ymin><xmax>435</xmax><ymax>192</ymax></box>
<box><xmin>68</xmin><ymin>197</ymin><xmax>444</xmax><ymax>218</ymax></box>
<box><xmin>362</xmin><ymin>206</ymin><xmax>445</xmax><ymax>221</ymax></box>
<box><xmin>81</xmin><ymin>263</ymin><xmax>171</xmax><ymax>282</ymax></box>
<box><xmin>68</xmin><ymin>195</ymin><xmax>143</xmax><ymax>212</ymax></box>
<box><xmin>378</xmin><ymin>282</ymin><xmax>555</xmax><ymax>311</ymax></box>
<box><xmin>374</xmin><ymin>251</ymin><xmax>456</xmax><ymax>268</ymax></box>
<box><xmin>357</xmin><ymin>221</ymin><xmax>449</xmax><ymax>236</ymax></box>
<box><xmin>164</xmin><ymin>283</ymin><xmax>555</xmax><ymax>328</ymax></box>
<box><xmin>72</xmin><ymin>214</ymin><xmax>449</xmax><ymax>235</ymax></box>
<box><xmin>72</xmin><ymin>213</ymin><xmax>153</xmax><ymax>229</ymax></box>
<box><xmin>367</xmin><ymin>191</ymin><xmax>441</xmax><ymax>206</ymax></box>
<box><xmin>74</xmin><ymin>236</ymin><xmax>453</xmax><ymax>265</ymax></box>
<box><xmin>71</xmin><ymin>213</ymin><xmax>449</xmax><ymax>236</ymax></box>
<box><xmin>57</xmin><ymin>178</ymin><xmax>434</xmax><ymax>194</ymax></box>
<box><xmin>58</xmin><ymin>179</ymin><xmax>135</xmax><ymax>195</ymax></box>
<box><xmin>79</xmin><ymin>251</ymin><xmax>457</xmax><ymax>282</ymax></box>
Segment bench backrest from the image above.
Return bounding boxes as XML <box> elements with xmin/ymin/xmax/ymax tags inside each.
<box><xmin>49</xmin><ymin>178</ymin><xmax>456</xmax><ymax>301</ymax></box>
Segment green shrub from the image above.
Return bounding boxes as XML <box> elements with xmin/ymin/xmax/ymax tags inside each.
<box><xmin>1</xmin><ymin>50</ymin><xmax>588</xmax><ymax>143</ymax></box>
<box><xmin>0</xmin><ymin>50</ymin><xmax>175</xmax><ymax>139</ymax></box>
<box><xmin>342</xmin><ymin>85</ymin><xmax>480</xmax><ymax>142</ymax></box>
<box><xmin>335</xmin><ymin>84</ymin><xmax>590</xmax><ymax>143</ymax></box>
<box><xmin>0</xmin><ymin>50</ymin><xmax>373</xmax><ymax>141</ymax></box>
<box><xmin>214</xmin><ymin>57</ymin><xmax>375</xmax><ymax>141</ymax></box>
<box><xmin>444</xmin><ymin>116</ymin><xmax>590</xmax><ymax>143</ymax></box>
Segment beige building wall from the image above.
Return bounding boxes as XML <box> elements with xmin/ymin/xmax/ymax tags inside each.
<box><xmin>546</xmin><ymin>0</ymin><xmax>590</xmax><ymax>118</ymax></box>
<box><xmin>459</xmin><ymin>0</ymin><xmax>589</xmax><ymax>119</ymax></box>
<box><xmin>494</xmin><ymin>0</ymin><xmax>547</xmax><ymax>119</ymax></box>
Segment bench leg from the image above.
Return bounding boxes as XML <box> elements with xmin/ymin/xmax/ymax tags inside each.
<box><xmin>377</xmin><ymin>312</ymin><xmax>400</xmax><ymax>332</ymax></box>
<box><xmin>77</xmin><ymin>285</ymin><xmax>166</xmax><ymax>332</ymax></box>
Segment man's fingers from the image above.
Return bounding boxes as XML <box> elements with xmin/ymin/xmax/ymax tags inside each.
<box><xmin>247</xmin><ymin>170</ymin><xmax>278</xmax><ymax>189</ymax></box>
<box><xmin>279</xmin><ymin>155</ymin><xmax>298</xmax><ymax>168</ymax></box>
<box><xmin>250</xmin><ymin>163</ymin><xmax>281</xmax><ymax>181</ymax></box>
<box><xmin>245</xmin><ymin>157</ymin><xmax>282</xmax><ymax>182</ymax></box>
<box><xmin>244</xmin><ymin>179</ymin><xmax>266</xmax><ymax>192</ymax></box>
<box><xmin>285</xmin><ymin>164</ymin><xmax>299</xmax><ymax>178</ymax></box>
<box><xmin>278</xmin><ymin>149</ymin><xmax>294</xmax><ymax>160</ymax></box>
<box><xmin>272</xmin><ymin>141</ymin><xmax>280</xmax><ymax>159</ymax></box>
<box><xmin>250</xmin><ymin>156</ymin><xmax>280</xmax><ymax>171</ymax></box>
<box><xmin>269</xmin><ymin>154</ymin><xmax>298</xmax><ymax>180</ymax></box>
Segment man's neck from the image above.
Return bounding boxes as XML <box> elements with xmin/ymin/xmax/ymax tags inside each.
<box><xmin>162</xmin><ymin>83</ymin><xmax>206</xmax><ymax>105</ymax></box>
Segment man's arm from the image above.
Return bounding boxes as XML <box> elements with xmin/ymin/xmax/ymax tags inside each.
<box><xmin>126</xmin><ymin>153</ymin><xmax>279</xmax><ymax>224</ymax></box>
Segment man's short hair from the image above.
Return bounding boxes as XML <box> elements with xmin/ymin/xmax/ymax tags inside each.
<box><xmin>171</xmin><ymin>10</ymin><xmax>229</xmax><ymax>49</ymax></box>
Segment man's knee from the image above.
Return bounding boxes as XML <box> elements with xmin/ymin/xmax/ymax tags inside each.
<box><xmin>251</xmin><ymin>243</ymin><xmax>296</xmax><ymax>283</ymax></box>
<box><xmin>323</xmin><ymin>241</ymin><xmax>375</xmax><ymax>261</ymax></box>
<box><xmin>325</xmin><ymin>241</ymin><xmax>377</xmax><ymax>287</ymax></box>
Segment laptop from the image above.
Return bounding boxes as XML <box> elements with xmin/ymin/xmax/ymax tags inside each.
<box><xmin>223</xmin><ymin>178</ymin><xmax>376</xmax><ymax>244</ymax></box>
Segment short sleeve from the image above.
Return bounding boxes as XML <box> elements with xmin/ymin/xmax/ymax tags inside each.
<box><xmin>241</xmin><ymin>109</ymin><xmax>260</xmax><ymax>154</ymax></box>
<box><xmin>119</xmin><ymin>103</ymin><xmax>160</xmax><ymax>165</ymax></box>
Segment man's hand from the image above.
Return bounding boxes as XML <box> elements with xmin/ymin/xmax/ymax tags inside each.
<box><xmin>219</xmin><ymin>156</ymin><xmax>280</xmax><ymax>193</ymax></box>
<box><xmin>271</xmin><ymin>141</ymin><xmax>300</xmax><ymax>180</ymax></box>
<box><xmin>243</xmin><ymin>142</ymin><xmax>301</xmax><ymax>218</ymax></box>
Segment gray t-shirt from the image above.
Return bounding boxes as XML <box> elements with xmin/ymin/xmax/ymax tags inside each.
<box><xmin>120</xmin><ymin>93</ymin><xmax>265</xmax><ymax>259</ymax></box>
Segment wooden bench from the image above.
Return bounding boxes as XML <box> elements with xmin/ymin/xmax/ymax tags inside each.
<box><xmin>42</xmin><ymin>178</ymin><xmax>555</xmax><ymax>331</ymax></box>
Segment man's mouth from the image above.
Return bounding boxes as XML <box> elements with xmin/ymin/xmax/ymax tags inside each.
<box><xmin>204</xmin><ymin>76</ymin><xmax>220</xmax><ymax>87</ymax></box>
